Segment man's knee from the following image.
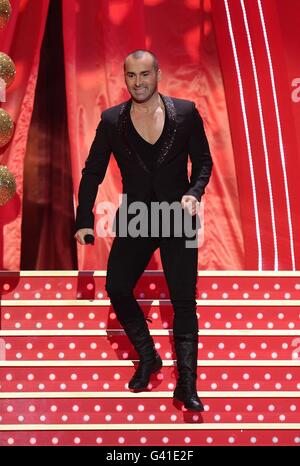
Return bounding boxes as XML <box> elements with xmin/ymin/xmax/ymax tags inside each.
<box><xmin>105</xmin><ymin>281</ymin><xmax>133</xmax><ymax>299</ymax></box>
<box><xmin>171</xmin><ymin>298</ymin><xmax>197</xmax><ymax>315</ymax></box>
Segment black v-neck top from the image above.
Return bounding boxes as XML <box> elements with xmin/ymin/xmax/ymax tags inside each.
<box><xmin>127</xmin><ymin>109</ymin><xmax>169</xmax><ymax>173</ymax></box>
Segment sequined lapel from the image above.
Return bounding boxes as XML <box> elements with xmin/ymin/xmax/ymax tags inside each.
<box><xmin>117</xmin><ymin>94</ymin><xmax>178</xmax><ymax>173</ymax></box>
<box><xmin>156</xmin><ymin>94</ymin><xmax>177</xmax><ymax>167</ymax></box>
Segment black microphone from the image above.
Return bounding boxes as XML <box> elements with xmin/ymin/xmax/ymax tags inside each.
<box><xmin>84</xmin><ymin>234</ymin><xmax>95</xmax><ymax>245</ymax></box>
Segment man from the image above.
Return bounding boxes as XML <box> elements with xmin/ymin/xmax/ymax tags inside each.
<box><xmin>75</xmin><ymin>50</ymin><xmax>213</xmax><ymax>411</ymax></box>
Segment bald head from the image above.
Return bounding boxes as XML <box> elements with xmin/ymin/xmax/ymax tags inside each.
<box><xmin>124</xmin><ymin>50</ymin><xmax>159</xmax><ymax>72</ymax></box>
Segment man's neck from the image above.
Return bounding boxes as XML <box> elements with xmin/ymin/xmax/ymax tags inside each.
<box><xmin>131</xmin><ymin>92</ymin><xmax>163</xmax><ymax>115</ymax></box>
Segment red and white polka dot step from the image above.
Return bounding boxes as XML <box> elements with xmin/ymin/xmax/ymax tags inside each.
<box><xmin>0</xmin><ymin>271</ymin><xmax>300</xmax><ymax>446</ymax></box>
<box><xmin>1</xmin><ymin>367</ymin><xmax>299</xmax><ymax>392</ymax></box>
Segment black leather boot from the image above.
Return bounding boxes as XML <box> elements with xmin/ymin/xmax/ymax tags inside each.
<box><xmin>173</xmin><ymin>333</ymin><xmax>204</xmax><ymax>411</ymax></box>
<box><xmin>123</xmin><ymin>318</ymin><xmax>162</xmax><ymax>390</ymax></box>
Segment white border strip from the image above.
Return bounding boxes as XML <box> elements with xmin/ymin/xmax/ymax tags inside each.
<box><xmin>1</xmin><ymin>299</ymin><xmax>300</xmax><ymax>306</ymax></box>
<box><xmin>0</xmin><ymin>391</ymin><xmax>298</xmax><ymax>399</ymax></box>
<box><xmin>0</xmin><ymin>423</ymin><xmax>299</xmax><ymax>431</ymax></box>
<box><xmin>0</xmin><ymin>360</ymin><xmax>298</xmax><ymax>367</ymax></box>
<box><xmin>2</xmin><ymin>271</ymin><xmax>300</xmax><ymax>276</ymax></box>
<box><xmin>0</xmin><ymin>329</ymin><xmax>300</xmax><ymax>336</ymax></box>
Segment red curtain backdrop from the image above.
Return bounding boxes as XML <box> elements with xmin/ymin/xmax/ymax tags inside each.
<box><xmin>1</xmin><ymin>0</ymin><xmax>300</xmax><ymax>271</ymax></box>
<box><xmin>63</xmin><ymin>0</ymin><xmax>244</xmax><ymax>271</ymax></box>
<box><xmin>20</xmin><ymin>0</ymin><xmax>77</xmax><ymax>270</ymax></box>
<box><xmin>211</xmin><ymin>0</ymin><xmax>300</xmax><ymax>269</ymax></box>
<box><xmin>0</xmin><ymin>0</ymin><xmax>49</xmax><ymax>270</ymax></box>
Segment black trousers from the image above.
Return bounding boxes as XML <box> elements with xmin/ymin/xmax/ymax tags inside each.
<box><xmin>105</xmin><ymin>235</ymin><xmax>198</xmax><ymax>335</ymax></box>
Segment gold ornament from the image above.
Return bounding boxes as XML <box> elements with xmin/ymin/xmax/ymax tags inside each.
<box><xmin>0</xmin><ymin>0</ymin><xmax>11</xmax><ymax>29</ymax></box>
<box><xmin>0</xmin><ymin>108</ymin><xmax>14</xmax><ymax>147</ymax></box>
<box><xmin>0</xmin><ymin>165</ymin><xmax>16</xmax><ymax>205</ymax></box>
<box><xmin>0</xmin><ymin>52</ymin><xmax>16</xmax><ymax>88</ymax></box>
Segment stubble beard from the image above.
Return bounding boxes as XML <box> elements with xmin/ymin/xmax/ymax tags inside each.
<box><xmin>130</xmin><ymin>84</ymin><xmax>158</xmax><ymax>104</ymax></box>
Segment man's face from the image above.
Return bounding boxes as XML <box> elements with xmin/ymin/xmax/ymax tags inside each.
<box><xmin>124</xmin><ymin>54</ymin><xmax>160</xmax><ymax>103</ymax></box>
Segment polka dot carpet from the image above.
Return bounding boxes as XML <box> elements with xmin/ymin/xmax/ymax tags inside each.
<box><xmin>0</xmin><ymin>271</ymin><xmax>299</xmax><ymax>445</ymax></box>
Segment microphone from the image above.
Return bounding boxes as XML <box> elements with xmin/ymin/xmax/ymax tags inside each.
<box><xmin>84</xmin><ymin>234</ymin><xmax>95</xmax><ymax>245</ymax></box>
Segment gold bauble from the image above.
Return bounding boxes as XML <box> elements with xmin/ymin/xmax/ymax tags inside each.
<box><xmin>0</xmin><ymin>108</ymin><xmax>14</xmax><ymax>147</ymax></box>
<box><xmin>0</xmin><ymin>165</ymin><xmax>16</xmax><ymax>206</ymax></box>
<box><xmin>0</xmin><ymin>0</ymin><xmax>11</xmax><ymax>29</ymax></box>
<box><xmin>0</xmin><ymin>52</ymin><xmax>16</xmax><ymax>88</ymax></box>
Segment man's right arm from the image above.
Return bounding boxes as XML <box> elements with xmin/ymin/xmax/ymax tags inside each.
<box><xmin>75</xmin><ymin>113</ymin><xmax>112</xmax><ymax>237</ymax></box>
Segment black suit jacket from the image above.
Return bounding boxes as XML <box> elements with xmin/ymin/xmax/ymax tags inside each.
<box><xmin>75</xmin><ymin>94</ymin><xmax>213</xmax><ymax>234</ymax></box>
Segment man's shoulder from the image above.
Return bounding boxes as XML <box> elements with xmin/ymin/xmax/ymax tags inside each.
<box><xmin>101</xmin><ymin>100</ymin><xmax>129</xmax><ymax>122</ymax></box>
<box><xmin>167</xmin><ymin>96</ymin><xmax>195</xmax><ymax>112</ymax></box>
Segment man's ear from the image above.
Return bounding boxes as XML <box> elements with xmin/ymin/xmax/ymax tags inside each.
<box><xmin>157</xmin><ymin>69</ymin><xmax>162</xmax><ymax>82</ymax></box>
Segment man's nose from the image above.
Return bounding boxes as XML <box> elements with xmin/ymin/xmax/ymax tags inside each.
<box><xmin>135</xmin><ymin>75</ymin><xmax>141</xmax><ymax>86</ymax></box>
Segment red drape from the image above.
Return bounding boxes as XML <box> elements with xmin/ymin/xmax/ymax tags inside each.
<box><xmin>0</xmin><ymin>0</ymin><xmax>49</xmax><ymax>270</ymax></box>
<box><xmin>211</xmin><ymin>0</ymin><xmax>300</xmax><ymax>269</ymax></box>
<box><xmin>20</xmin><ymin>0</ymin><xmax>77</xmax><ymax>270</ymax></box>
<box><xmin>63</xmin><ymin>0</ymin><xmax>244</xmax><ymax>271</ymax></box>
<box><xmin>3</xmin><ymin>0</ymin><xmax>299</xmax><ymax>271</ymax></box>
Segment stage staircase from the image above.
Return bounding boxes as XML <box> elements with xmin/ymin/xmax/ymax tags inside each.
<box><xmin>0</xmin><ymin>271</ymin><xmax>299</xmax><ymax>446</ymax></box>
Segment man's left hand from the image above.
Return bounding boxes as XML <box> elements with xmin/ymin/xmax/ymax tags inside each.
<box><xmin>181</xmin><ymin>195</ymin><xmax>200</xmax><ymax>216</ymax></box>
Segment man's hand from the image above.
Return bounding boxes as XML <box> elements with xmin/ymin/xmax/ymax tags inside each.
<box><xmin>181</xmin><ymin>195</ymin><xmax>200</xmax><ymax>216</ymax></box>
<box><xmin>74</xmin><ymin>228</ymin><xmax>95</xmax><ymax>245</ymax></box>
